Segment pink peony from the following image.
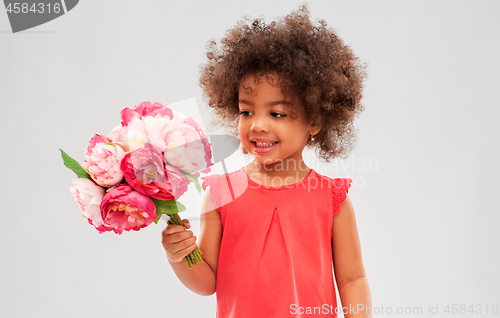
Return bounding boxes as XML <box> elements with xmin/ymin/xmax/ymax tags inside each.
<box><xmin>164</xmin><ymin>164</ymin><xmax>191</xmax><ymax>198</ymax></box>
<box><xmin>107</xmin><ymin>125</ymin><xmax>131</xmax><ymax>153</ymax></box>
<box><xmin>110</xmin><ymin>107</ymin><xmax>213</xmax><ymax>175</ymax></box>
<box><xmin>83</xmin><ymin>134</ymin><xmax>111</xmax><ymax>156</ymax></box>
<box><xmin>99</xmin><ymin>185</ymin><xmax>157</xmax><ymax>234</ymax></box>
<box><xmin>108</xmin><ymin>125</ymin><xmax>127</xmax><ymax>144</ymax></box>
<box><xmin>121</xmin><ymin>143</ymin><xmax>189</xmax><ymax>200</ymax></box>
<box><xmin>109</xmin><ymin>120</ymin><xmax>147</xmax><ymax>153</ymax></box>
<box><xmin>126</xmin><ymin>116</ymin><xmax>171</xmax><ymax>152</ymax></box>
<box><xmin>69</xmin><ymin>178</ymin><xmax>107</xmax><ymax>231</ymax></box>
<box><xmin>82</xmin><ymin>141</ymin><xmax>126</xmax><ymax>187</ymax></box>
<box><xmin>162</xmin><ymin>112</ymin><xmax>212</xmax><ymax>174</ymax></box>
<box><xmin>183</xmin><ymin>116</ymin><xmax>213</xmax><ymax>173</ymax></box>
<box><xmin>109</xmin><ymin>116</ymin><xmax>172</xmax><ymax>153</ymax></box>
<box><xmin>121</xmin><ymin>101</ymin><xmax>173</xmax><ymax>127</ymax></box>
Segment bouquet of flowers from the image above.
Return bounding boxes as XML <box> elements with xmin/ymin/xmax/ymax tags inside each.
<box><xmin>60</xmin><ymin>101</ymin><xmax>212</xmax><ymax>269</ymax></box>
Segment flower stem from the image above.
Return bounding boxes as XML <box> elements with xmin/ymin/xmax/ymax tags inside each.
<box><xmin>167</xmin><ymin>213</ymin><xmax>204</xmax><ymax>269</ymax></box>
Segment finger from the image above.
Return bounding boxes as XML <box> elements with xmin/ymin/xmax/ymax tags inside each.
<box><xmin>162</xmin><ymin>224</ymin><xmax>188</xmax><ymax>235</ymax></box>
<box><xmin>181</xmin><ymin>241</ymin><xmax>198</xmax><ymax>257</ymax></box>
<box><xmin>169</xmin><ymin>240</ymin><xmax>198</xmax><ymax>263</ymax></box>
<box><xmin>182</xmin><ymin>219</ymin><xmax>191</xmax><ymax>229</ymax></box>
<box><xmin>164</xmin><ymin>229</ymin><xmax>194</xmax><ymax>246</ymax></box>
<box><xmin>163</xmin><ymin>232</ymin><xmax>194</xmax><ymax>256</ymax></box>
<box><xmin>172</xmin><ymin>234</ymin><xmax>197</xmax><ymax>254</ymax></box>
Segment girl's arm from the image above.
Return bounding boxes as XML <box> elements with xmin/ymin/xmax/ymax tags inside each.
<box><xmin>332</xmin><ymin>194</ymin><xmax>372</xmax><ymax>317</ymax></box>
<box><xmin>163</xmin><ymin>188</ymin><xmax>222</xmax><ymax>296</ymax></box>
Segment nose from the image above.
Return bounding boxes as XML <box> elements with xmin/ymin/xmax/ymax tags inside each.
<box><xmin>250</xmin><ymin>114</ymin><xmax>268</xmax><ymax>132</ymax></box>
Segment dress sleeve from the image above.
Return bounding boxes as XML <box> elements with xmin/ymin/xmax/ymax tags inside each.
<box><xmin>201</xmin><ymin>174</ymin><xmax>221</xmax><ymax>209</ymax></box>
<box><xmin>332</xmin><ymin>178</ymin><xmax>352</xmax><ymax>216</ymax></box>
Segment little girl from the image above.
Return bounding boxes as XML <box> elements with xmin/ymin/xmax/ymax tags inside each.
<box><xmin>162</xmin><ymin>6</ymin><xmax>371</xmax><ymax>318</ymax></box>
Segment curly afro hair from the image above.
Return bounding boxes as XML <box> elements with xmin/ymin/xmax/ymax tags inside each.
<box><xmin>199</xmin><ymin>5</ymin><xmax>367</xmax><ymax>162</ymax></box>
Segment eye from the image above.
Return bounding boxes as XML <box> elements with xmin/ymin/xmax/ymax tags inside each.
<box><xmin>239</xmin><ymin>110</ymin><xmax>252</xmax><ymax>116</ymax></box>
<box><xmin>271</xmin><ymin>112</ymin><xmax>287</xmax><ymax>118</ymax></box>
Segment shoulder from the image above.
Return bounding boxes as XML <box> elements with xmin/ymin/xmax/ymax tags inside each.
<box><xmin>313</xmin><ymin>171</ymin><xmax>352</xmax><ymax>216</ymax></box>
<box><xmin>201</xmin><ymin>169</ymin><xmax>242</xmax><ymax>192</ymax></box>
<box><xmin>201</xmin><ymin>174</ymin><xmax>220</xmax><ymax>191</ymax></box>
<box><xmin>313</xmin><ymin>171</ymin><xmax>352</xmax><ymax>192</ymax></box>
<box><xmin>200</xmin><ymin>168</ymin><xmax>247</xmax><ymax>209</ymax></box>
<box><xmin>201</xmin><ymin>174</ymin><xmax>222</xmax><ymax>210</ymax></box>
<box><xmin>332</xmin><ymin>178</ymin><xmax>352</xmax><ymax>215</ymax></box>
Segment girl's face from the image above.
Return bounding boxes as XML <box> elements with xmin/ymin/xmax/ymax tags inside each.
<box><xmin>238</xmin><ymin>74</ymin><xmax>318</xmax><ymax>167</ymax></box>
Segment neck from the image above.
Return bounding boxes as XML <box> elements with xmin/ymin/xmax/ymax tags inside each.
<box><xmin>245</xmin><ymin>157</ymin><xmax>311</xmax><ymax>186</ymax></box>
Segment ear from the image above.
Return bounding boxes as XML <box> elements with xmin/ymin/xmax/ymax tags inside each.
<box><xmin>309</xmin><ymin>120</ymin><xmax>322</xmax><ymax>136</ymax></box>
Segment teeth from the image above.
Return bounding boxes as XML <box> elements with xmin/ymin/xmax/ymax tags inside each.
<box><xmin>255</xmin><ymin>142</ymin><xmax>277</xmax><ymax>147</ymax></box>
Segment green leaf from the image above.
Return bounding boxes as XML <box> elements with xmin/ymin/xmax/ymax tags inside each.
<box><xmin>104</xmin><ymin>142</ymin><xmax>113</xmax><ymax>145</ymax></box>
<box><xmin>182</xmin><ymin>172</ymin><xmax>201</xmax><ymax>194</ymax></box>
<box><xmin>59</xmin><ymin>149</ymin><xmax>90</xmax><ymax>179</ymax></box>
<box><xmin>154</xmin><ymin>208</ymin><xmax>163</xmax><ymax>224</ymax></box>
<box><xmin>152</xmin><ymin>198</ymin><xmax>186</xmax><ymax>222</ymax></box>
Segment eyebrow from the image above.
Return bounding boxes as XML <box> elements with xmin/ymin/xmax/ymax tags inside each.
<box><xmin>238</xmin><ymin>99</ymin><xmax>293</xmax><ymax>107</ymax></box>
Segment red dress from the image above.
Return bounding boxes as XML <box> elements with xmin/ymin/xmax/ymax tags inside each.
<box><xmin>201</xmin><ymin>167</ymin><xmax>352</xmax><ymax>318</ymax></box>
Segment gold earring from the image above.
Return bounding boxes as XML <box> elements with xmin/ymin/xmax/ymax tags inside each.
<box><xmin>310</xmin><ymin>134</ymin><xmax>315</xmax><ymax>142</ymax></box>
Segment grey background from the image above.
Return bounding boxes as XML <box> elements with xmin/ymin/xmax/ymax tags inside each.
<box><xmin>1</xmin><ymin>0</ymin><xmax>499</xmax><ymax>317</ymax></box>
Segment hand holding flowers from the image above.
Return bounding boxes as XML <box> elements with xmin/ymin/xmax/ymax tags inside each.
<box><xmin>161</xmin><ymin>218</ymin><xmax>199</xmax><ymax>265</ymax></box>
<box><xmin>61</xmin><ymin>100</ymin><xmax>212</xmax><ymax>268</ymax></box>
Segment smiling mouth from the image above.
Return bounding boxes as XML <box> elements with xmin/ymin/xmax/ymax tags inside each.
<box><xmin>252</xmin><ymin>141</ymin><xmax>278</xmax><ymax>148</ymax></box>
